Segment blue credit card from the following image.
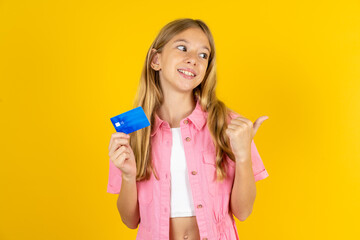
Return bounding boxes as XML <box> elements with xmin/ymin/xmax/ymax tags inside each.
<box><xmin>110</xmin><ymin>106</ymin><xmax>151</xmax><ymax>134</ymax></box>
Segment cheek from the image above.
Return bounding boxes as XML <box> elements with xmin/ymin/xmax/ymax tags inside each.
<box><xmin>162</xmin><ymin>61</ymin><xmax>176</xmax><ymax>76</ymax></box>
<box><xmin>199</xmin><ymin>64</ymin><xmax>208</xmax><ymax>77</ymax></box>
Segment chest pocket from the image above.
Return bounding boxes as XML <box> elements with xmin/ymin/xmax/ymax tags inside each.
<box><xmin>202</xmin><ymin>151</ymin><xmax>234</xmax><ymax>198</ymax></box>
<box><xmin>202</xmin><ymin>151</ymin><xmax>217</xmax><ymax>197</ymax></box>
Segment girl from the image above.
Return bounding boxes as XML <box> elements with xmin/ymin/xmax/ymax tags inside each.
<box><xmin>107</xmin><ymin>18</ymin><xmax>269</xmax><ymax>240</ymax></box>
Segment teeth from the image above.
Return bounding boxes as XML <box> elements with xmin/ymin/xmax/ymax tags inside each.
<box><xmin>178</xmin><ymin>69</ymin><xmax>195</xmax><ymax>77</ymax></box>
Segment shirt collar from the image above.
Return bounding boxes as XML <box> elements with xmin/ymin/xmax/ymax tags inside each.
<box><xmin>150</xmin><ymin>98</ymin><xmax>207</xmax><ymax>137</ymax></box>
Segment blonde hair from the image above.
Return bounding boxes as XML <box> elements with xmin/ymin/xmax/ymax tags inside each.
<box><xmin>130</xmin><ymin>18</ymin><xmax>237</xmax><ymax>182</ymax></box>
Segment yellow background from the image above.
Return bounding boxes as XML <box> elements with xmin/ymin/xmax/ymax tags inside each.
<box><xmin>1</xmin><ymin>0</ymin><xmax>359</xmax><ymax>239</ymax></box>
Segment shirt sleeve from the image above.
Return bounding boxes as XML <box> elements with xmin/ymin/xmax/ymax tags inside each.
<box><xmin>107</xmin><ymin>159</ymin><xmax>123</xmax><ymax>194</ymax></box>
<box><xmin>250</xmin><ymin>139</ymin><xmax>269</xmax><ymax>182</ymax></box>
<box><xmin>228</xmin><ymin>110</ymin><xmax>269</xmax><ymax>182</ymax></box>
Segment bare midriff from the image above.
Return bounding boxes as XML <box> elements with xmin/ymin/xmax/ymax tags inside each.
<box><xmin>169</xmin><ymin>216</ymin><xmax>200</xmax><ymax>240</ymax></box>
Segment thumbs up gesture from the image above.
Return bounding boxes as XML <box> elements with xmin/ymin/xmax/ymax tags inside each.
<box><xmin>225</xmin><ymin>115</ymin><xmax>269</xmax><ymax>163</ymax></box>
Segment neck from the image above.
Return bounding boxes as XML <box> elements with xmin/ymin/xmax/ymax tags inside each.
<box><xmin>157</xmin><ymin>93</ymin><xmax>196</xmax><ymax>128</ymax></box>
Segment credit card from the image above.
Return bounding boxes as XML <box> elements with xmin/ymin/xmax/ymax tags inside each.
<box><xmin>110</xmin><ymin>106</ymin><xmax>150</xmax><ymax>134</ymax></box>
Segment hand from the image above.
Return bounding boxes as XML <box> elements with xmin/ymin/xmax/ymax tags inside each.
<box><xmin>108</xmin><ymin>132</ymin><xmax>137</xmax><ymax>181</ymax></box>
<box><xmin>225</xmin><ymin>114</ymin><xmax>269</xmax><ymax>162</ymax></box>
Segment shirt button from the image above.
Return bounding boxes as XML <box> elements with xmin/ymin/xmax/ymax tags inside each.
<box><xmin>197</xmin><ymin>204</ymin><xmax>203</xmax><ymax>209</ymax></box>
<box><xmin>191</xmin><ymin>171</ymin><xmax>197</xmax><ymax>175</ymax></box>
<box><xmin>185</xmin><ymin>137</ymin><xmax>191</xmax><ymax>142</ymax></box>
<box><xmin>183</xmin><ymin>119</ymin><xmax>189</xmax><ymax>124</ymax></box>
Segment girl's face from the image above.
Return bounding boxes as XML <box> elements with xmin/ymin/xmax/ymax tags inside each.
<box><xmin>151</xmin><ymin>27</ymin><xmax>211</xmax><ymax>94</ymax></box>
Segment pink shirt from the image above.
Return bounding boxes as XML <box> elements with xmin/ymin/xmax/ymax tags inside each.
<box><xmin>107</xmin><ymin>99</ymin><xmax>269</xmax><ymax>240</ymax></box>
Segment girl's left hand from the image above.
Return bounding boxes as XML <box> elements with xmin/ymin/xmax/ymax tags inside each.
<box><xmin>225</xmin><ymin>115</ymin><xmax>269</xmax><ymax>162</ymax></box>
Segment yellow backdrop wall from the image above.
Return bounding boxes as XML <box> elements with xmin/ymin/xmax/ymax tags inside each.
<box><xmin>1</xmin><ymin>0</ymin><xmax>359</xmax><ymax>239</ymax></box>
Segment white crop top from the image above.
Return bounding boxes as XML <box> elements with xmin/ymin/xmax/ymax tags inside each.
<box><xmin>170</xmin><ymin>127</ymin><xmax>196</xmax><ymax>218</ymax></box>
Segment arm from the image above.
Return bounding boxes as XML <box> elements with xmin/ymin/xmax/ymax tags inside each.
<box><xmin>230</xmin><ymin>156</ymin><xmax>257</xmax><ymax>222</ymax></box>
<box><xmin>226</xmin><ymin>112</ymin><xmax>268</xmax><ymax>221</ymax></box>
<box><xmin>117</xmin><ymin>175</ymin><xmax>140</xmax><ymax>229</ymax></box>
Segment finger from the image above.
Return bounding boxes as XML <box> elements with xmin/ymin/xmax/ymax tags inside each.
<box><xmin>109</xmin><ymin>143</ymin><xmax>129</xmax><ymax>157</ymax></box>
<box><xmin>109</xmin><ymin>133</ymin><xmax>129</xmax><ymax>151</ymax></box>
<box><xmin>109</xmin><ymin>137</ymin><xmax>130</xmax><ymax>152</ymax></box>
<box><xmin>109</xmin><ymin>132</ymin><xmax>130</xmax><ymax>151</ymax></box>
<box><xmin>227</xmin><ymin>124</ymin><xmax>239</xmax><ymax>130</ymax></box>
<box><xmin>225</xmin><ymin>128</ymin><xmax>235</xmax><ymax>137</ymax></box>
<box><xmin>110</xmin><ymin>145</ymin><xmax>129</xmax><ymax>161</ymax></box>
<box><xmin>115</xmin><ymin>146</ymin><xmax>130</xmax><ymax>160</ymax></box>
<box><xmin>109</xmin><ymin>140</ymin><xmax>128</xmax><ymax>157</ymax></box>
<box><xmin>228</xmin><ymin>118</ymin><xmax>249</xmax><ymax>129</ymax></box>
<box><xmin>253</xmin><ymin>116</ymin><xmax>269</xmax><ymax>136</ymax></box>
<box><xmin>109</xmin><ymin>142</ymin><xmax>122</xmax><ymax>156</ymax></box>
<box><xmin>115</xmin><ymin>151</ymin><xmax>130</xmax><ymax>167</ymax></box>
<box><xmin>231</xmin><ymin>117</ymin><xmax>253</xmax><ymax>127</ymax></box>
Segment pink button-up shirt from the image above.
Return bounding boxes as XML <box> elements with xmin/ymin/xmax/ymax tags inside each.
<box><xmin>107</xmin><ymin>99</ymin><xmax>269</xmax><ymax>240</ymax></box>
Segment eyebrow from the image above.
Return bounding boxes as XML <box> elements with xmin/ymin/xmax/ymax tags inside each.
<box><xmin>173</xmin><ymin>39</ymin><xmax>211</xmax><ymax>53</ymax></box>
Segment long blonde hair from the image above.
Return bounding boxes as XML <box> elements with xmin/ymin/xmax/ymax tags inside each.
<box><xmin>130</xmin><ymin>18</ymin><xmax>237</xmax><ymax>182</ymax></box>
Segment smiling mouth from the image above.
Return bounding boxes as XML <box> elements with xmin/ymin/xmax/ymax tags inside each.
<box><xmin>177</xmin><ymin>69</ymin><xmax>196</xmax><ymax>78</ymax></box>
<box><xmin>177</xmin><ymin>70</ymin><xmax>196</xmax><ymax>79</ymax></box>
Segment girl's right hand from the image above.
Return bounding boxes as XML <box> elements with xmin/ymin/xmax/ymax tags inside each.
<box><xmin>108</xmin><ymin>132</ymin><xmax>137</xmax><ymax>181</ymax></box>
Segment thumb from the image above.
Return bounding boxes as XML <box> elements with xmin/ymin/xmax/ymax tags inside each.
<box><xmin>253</xmin><ymin>116</ymin><xmax>269</xmax><ymax>136</ymax></box>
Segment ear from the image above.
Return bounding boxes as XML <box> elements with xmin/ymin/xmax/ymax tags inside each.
<box><xmin>150</xmin><ymin>48</ymin><xmax>161</xmax><ymax>71</ymax></box>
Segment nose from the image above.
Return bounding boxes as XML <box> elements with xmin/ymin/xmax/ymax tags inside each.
<box><xmin>185</xmin><ymin>51</ymin><xmax>197</xmax><ymax>66</ymax></box>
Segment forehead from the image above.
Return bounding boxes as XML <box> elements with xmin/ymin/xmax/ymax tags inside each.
<box><xmin>168</xmin><ymin>28</ymin><xmax>211</xmax><ymax>51</ymax></box>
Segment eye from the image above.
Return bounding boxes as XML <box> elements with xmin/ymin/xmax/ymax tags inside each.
<box><xmin>177</xmin><ymin>45</ymin><xmax>208</xmax><ymax>59</ymax></box>
<box><xmin>177</xmin><ymin>45</ymin><xmax>186</xmax><ymax>51</ymax></box>
<box><xmin>199</xmin><ymin>53</ymin><xmax>208</xmax><ymax>59</ymax></box>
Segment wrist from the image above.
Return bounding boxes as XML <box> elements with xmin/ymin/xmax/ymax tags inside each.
<box><xmin>122</xmin><ymin>174</ymin><xmax>136</xmax><ymax>183</ymax></box>
<box><xmin>234</xmin><ymin>151</ymin><xmax>251</xmax><ymax>163</ymax></box>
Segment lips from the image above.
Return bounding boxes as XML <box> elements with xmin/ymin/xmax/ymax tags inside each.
<box><xmin>177</xmin><ymin>68</ymin><xmax>197</xmax><ymax>76</ymax></box>
<box><xmin>177</xmin><ymin>69</ymin><xmax>196</xmax><ymax>79</ymax></box>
